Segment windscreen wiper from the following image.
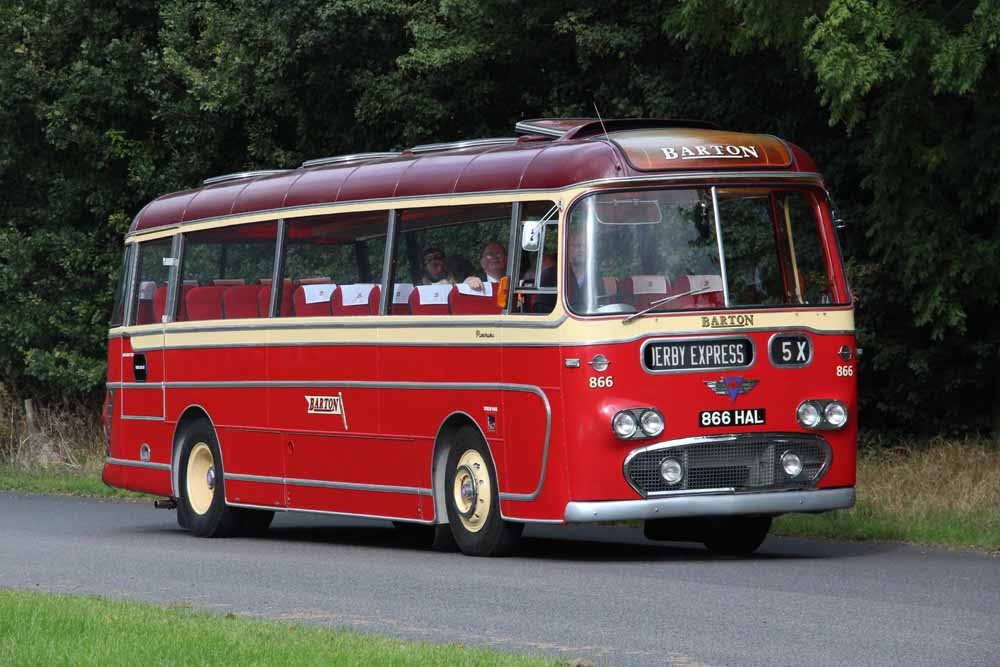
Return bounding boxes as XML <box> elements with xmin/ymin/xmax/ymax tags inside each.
<box><xmin>622</xmin><ymin>286</ymin><xmax>717</xmax><ymax>325</ymax></box>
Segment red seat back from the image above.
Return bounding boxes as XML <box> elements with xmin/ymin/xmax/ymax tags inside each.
<box><xmin>409</xmin><ymin>284</ymin><xmax>452</xmax><ymax>315</ymax></box>
<box><xmin>450</xmin><ymin>282</ymin><xmax>502</xmax><ymax>315</ymax></box>
<box><xmin>391</xmin><ymin>283</ymin><xmax>414</xmax><ymax>315</ymax></box>
<box><xmin>332</xmin><ymin>284</ymin><xmax>380</xmax><ymax>316</ymax></box>
<box><xmin>619</xmin><ymin>275</ymin><xmax>671</xmax><ymax>309</ymax></box>
<box><xmin>223</xmin><ymin>285</ymin><xmax>262</xmax><ymax>319</ymax></box>
<box><xmin>671</xmin><ymin>274</ymin><xmax>725</xmax><ymax>309</ymax></box>
<box><xmin>185</xmin><ymin>286</ymin><xmax>227</xmax><ymax>321</ymax></box>
<box><xmin>258</xmin><ymin>281</ymin><xmax>293</xmax><ymax>317</ymax></box>
<box><xmin>292</xmin><ymin>283</ymin><xmax>335</xmax><ymax>317</ymax></box>
<box><xmin>150</xmin><ymin>284</ymin><xmax>168</xmax><ymax>324</ymax></box>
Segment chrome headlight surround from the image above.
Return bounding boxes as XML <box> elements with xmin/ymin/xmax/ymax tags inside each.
<box><xmin>796</xmin><ymin>399</ymin><xmax>849</xmax><ymax>430</ymax></box>
<box><xmin>611</xmin><ymin>408</ymin><xmax>665</xmax><ymax>440</ymax></box>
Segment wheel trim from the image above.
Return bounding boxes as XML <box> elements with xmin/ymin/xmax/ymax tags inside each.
<box><xmin>452</xmin><ymin>449</ymin><xmax>491</xmax><ymax>533</ymax></box>
<box><xmin>186</xmin><ymin>442</ymin><xmax>215</xmax><ymax>516</ymax></box>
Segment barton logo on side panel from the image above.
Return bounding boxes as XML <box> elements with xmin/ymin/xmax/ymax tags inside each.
<box><xmin>305</xmin><ymin>392</ymin><xmax>349</xmax><ymax>429</ymax></box>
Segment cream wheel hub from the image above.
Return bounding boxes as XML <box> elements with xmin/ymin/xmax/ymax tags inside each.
<box><xmin>186</xmin><ymin>442</ymin><xmax>216</xmax><ymax>516</ymax></box>
<box><xmin>452</xmin><ymin>449</ymin><xmax>491</xmax><ymax>533</ymax></box>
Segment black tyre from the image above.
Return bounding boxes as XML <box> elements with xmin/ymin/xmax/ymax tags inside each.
<box><xmin>701</xmin><ymin>517</ymin><xmax>772</xmax><ymax>555</ymax></box>
<box><xmin>176</xmin><ymin>418</ymin><xmax>244</xmax><ymax>538</ymax></box>
<box><xmin>239</xmin><ymin>509</ymin><xmax>275</xmax><ymax>537</ymax></box>
<box><xmin>391</xmin><ymin>521</ymin><xmax>458</xmax><ymax>551</ymax></box>
<box><xmin>444</xmin><ymin>425</ymin><xmax>523</xmax><ymax>557</ymax></box>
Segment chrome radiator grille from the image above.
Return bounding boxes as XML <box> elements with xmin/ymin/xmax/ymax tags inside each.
<box><xmin>624</xmin><ymin>433</ymin><xmax>831</xmax><ymax>497</ymax></box>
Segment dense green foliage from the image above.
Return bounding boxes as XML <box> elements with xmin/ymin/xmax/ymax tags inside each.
<box><xmin>1</xmin><ymin>0</ymin><xmax>997</xmax><ymax>434</ymax></box>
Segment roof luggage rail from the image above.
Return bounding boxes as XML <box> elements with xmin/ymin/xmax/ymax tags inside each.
<box><xmin>409</xmin><ymin>137</ymin><xmax>518</xmax><ymax>154</ymax></box>
<box><xmin>301</xmin><ymin>152</ymin><xmax>402</xmax><ymax>168</ymax></box>
<box><xmin>202</xmin><ymin>170</ymin><xmax>290</xmax><ymax>186</ymax></box>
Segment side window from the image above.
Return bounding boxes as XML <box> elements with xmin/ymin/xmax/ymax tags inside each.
<box><xmin>179</xmin><ymin>221</ymin><xmax>278</xmax><ymax>321</ymax></box>
<box><xmin>130</xmin><ymin>238</ymin><xmax>172</xmax><ymax>325</ymax></box>
<box><xmin>512</xmin><ymin>201</ymin><xmax>559</xmax><ymax>314</ymax></box>
<box><xmin>282</xmin><ymin>211</ymin><xmax>388</xmax><ymax>317</ymax></box>
<box><xmin>110</xmin><ymin>245</ymin><xmax>133</xmax><ymax>327</ymax></box>
<box><xmin>777</xmin><ymin>192</ymin><xmax>835</xmax><ymax>305</ymax></box>
<box><xmin>390</xmin><ymin>204</ymin><xmax>511</xmax><ymax>316</ymax></box>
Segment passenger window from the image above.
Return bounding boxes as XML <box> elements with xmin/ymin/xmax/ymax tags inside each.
<box><xmin>130</xmin><ymin>238</ymin><xmax>172</xmax><ymax>325</ymax></box>
<box><xmin>282</xmin><ymin>211</ymin><xmax>389</xmax><ymax>317</ymax></box>
<box><xmin>110</xmin><ymin>245</ymin><xmax>133</xmax><ymax>327</ymax></box>
<box><xmin>390</xmin><ymin>204</ymin><xmax>511</xmax><ymax>316</ymax></box>
<box><xmin>179</xmin><ymin>221</ymin><xmax>278</xmax><ymax>321</ymax></box>
<box><xmin>512</xmin><ymin>201</ymin><xmax>559</xmax><ymax>314</ymax></box>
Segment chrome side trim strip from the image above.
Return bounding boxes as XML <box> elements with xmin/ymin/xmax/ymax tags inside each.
<box><xmin>120</xmin><ymin>414</ymin><xmax>166</xmax><ymax>422</ymax></box>
<box><xmin>226</xmin><ymin>500</ymin><xmax>437</xmax><ymax>525</ymax></box>
<box><xmin>225</xmin><ymin>472</ymin><xmax>432</xmax><ymax>496</ymax></box>
<box><xmin>106</xmin><ymin>457</ymin><xmax>171</xmax><ymax>471</ymax></box>
<box><xmin>125</xmin><ymin>171</ymin><xmax>824</xmax><ymax>240</ymax></box>
<box><xmin>564</xmin><ymin>487</ymin><xmax>855</xmax><ymax>522</ymax></box>
<box><xmin>106</xmin><ymin>380</ymin><xmax>552</xmax><ymax>502</ymax></box>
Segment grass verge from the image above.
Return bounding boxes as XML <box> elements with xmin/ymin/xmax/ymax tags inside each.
<box><xmin>0</xmin><ymin>464</ymin><xmax>146</xmax><ymax>498</ymax></box>
<box><xmin>773</xmin><ymin>437</ymin><xmax>1000</xmax><ymax>551</ymax></box>
<box><xmin>0</xmin><ymin>589</ymin><xmax>561</xmax><ymax>667</ymax></box>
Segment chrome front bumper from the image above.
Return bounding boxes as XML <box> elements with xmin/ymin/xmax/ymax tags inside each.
<box><xmin>564</xmin><ymin>487</ymin><xmax>855</xmax><ymax>523</ymax></box>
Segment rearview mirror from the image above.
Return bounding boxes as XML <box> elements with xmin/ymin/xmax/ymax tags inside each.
<box><xmin>521</xmin><ymin>219</ymin><xmax>543</xmax><ymax>252</ymax></box>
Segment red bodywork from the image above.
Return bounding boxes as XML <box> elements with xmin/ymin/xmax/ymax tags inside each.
<box><xmin>105</xmin><ymin>118</ymin><xmax>856</xmax><ymax>524</ymax></box>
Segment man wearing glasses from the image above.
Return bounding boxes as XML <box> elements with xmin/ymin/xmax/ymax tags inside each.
<box><xmin>463</xmin><ymin>242</ymin><xmax>507</xmax><ymax>291</ymax></box>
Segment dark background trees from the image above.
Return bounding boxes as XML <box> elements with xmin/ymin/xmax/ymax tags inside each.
<box><xmin>1</xmin><ymin>0</ymin><xmax>997</xmax><ymax>437</ymax></box>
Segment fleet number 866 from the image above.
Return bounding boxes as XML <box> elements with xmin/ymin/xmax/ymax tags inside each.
<box><xmin>589</xmin><ymin>376</ymin><xmax>614</xmax><ymax>388</ymax></box>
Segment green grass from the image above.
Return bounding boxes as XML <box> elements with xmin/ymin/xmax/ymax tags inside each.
<box><xmin>0</xmin><ymin>590</ymin><xmax>562</xmax><ymax>667</ymax></box>
<box><xmin>774</xmin><ymin>438</ymin><xmax>1000</xmax><ymax>551</ymax></box>
<box><xmin>0</xmin><ymin>465</ymin><xmax>146</xmax><ymax>498</ymax></box>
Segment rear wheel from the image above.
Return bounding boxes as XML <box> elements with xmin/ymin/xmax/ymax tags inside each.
<box><xmin>444</xmin><ymin>426</ymin><xmax>522</xmax><ymax>557</ymax></box>
<box><xmin>176</xmin><ymin>419</ymin><xmax>245</xmax><ymax>538</ymax></box>
<box><xmin>702</xmin><ymin>517</ymin><xmax>772</xmax><ymax>555</ymax></box>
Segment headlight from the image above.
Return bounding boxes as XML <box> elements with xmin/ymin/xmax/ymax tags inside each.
<box><xmin>781</xmin><ymin>451</ymin><xmax>803</xmax><ymax>477</ymax></box>
<box><xmin>660</xmin><ymin>458</ymin><xmax>683</xmax><ymax>485</ymax></box>
<box><xmin>796</xmin><ymin>401</ymin><xmax>822</xmax><ymax>429</ymax></box>
<box><xmin>639</xmin><ymin>409</ymin><xmax>665</xmax><ymax>437</ymax></box>
<box><xmin>612</xmin><ymin>411</ymin><xmax>638</xmax><ymax>438</ymax></box>
<box><xmin>824</xmin><ymin>401</ymin><xmax>848</xmax><ymax>428</ymax></box>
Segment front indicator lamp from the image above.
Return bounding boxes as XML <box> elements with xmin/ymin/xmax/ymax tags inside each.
<box><xmin>797</xmin><ymin>399</ymin><xmax>849</xmax><ymax>430</ymax></box>
<box><xmin>612</xmin><ymin>408</ymin><xmax>665</xmax><ymax>440</ymax></box>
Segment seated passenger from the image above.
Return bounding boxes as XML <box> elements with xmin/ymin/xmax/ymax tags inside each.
<box><xmin>463</xmin><ymin>241</ymin><xmax>507</xmax><ymax>291</ymax></box>
<box><xmin>421</xmin><ymin>247</ymin><xmax>454</xmax><ymax>285</ymax></box>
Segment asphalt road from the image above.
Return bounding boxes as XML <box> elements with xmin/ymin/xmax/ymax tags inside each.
<box><xmin>1</xmin><ymin>493</ymin><xmax>998</xmax><ymax>666</ymax></box>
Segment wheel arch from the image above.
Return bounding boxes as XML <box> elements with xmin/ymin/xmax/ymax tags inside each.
<box><xmin>170</xmin><ymin>405</ymin><xmax>222</xmax><ymax>498</ymax></box>
<box><xmin>431</xmin><ymin>412</ymin><xmax>498</xmax><ymax>525</ymax></box>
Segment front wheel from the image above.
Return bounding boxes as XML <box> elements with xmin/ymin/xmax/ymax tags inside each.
<box><xmin>176</xmin><ymin>418</ymin><xmax>246</xmax><ymax>538</ymax></box>
<box><xmin>702</xmin><ymin>517</ymin><xmax>772</xmax><ymax>555</ymax></box>
<box><xmin>444</xmin><ymin>426</ymin><xmax>522</xmax><ymax>557</ymax></box>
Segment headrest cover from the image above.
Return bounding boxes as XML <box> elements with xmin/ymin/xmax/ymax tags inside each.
<box><xmin>415</xmin><ymin>284</ymin><xmax>452</xmax><ymax>304</ymax></box>
<box><xmin>302</xmin><ymin>283</ymin><xmax>336</xmax><ymax>304</ymax></box>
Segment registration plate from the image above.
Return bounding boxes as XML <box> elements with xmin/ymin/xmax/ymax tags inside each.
<box><xmin>699</xmin><ymin>408</ymin><xmax>766</xmax><ymax>427</ymax></box>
